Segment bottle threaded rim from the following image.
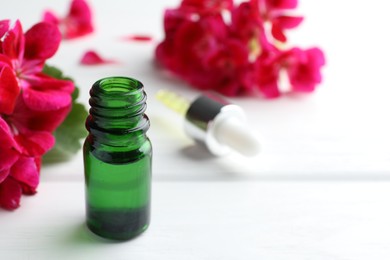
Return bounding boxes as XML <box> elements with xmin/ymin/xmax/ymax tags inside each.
<box><xmin>93</xmin><ymin>77</ymin><xmax>143</xmax><ymax>95</ymax></box>
<box><xmin>86</xmin><ymin>76</ymin><xmax>149</xmax><ymax>137</ymax></box>
<box><xmin>89</xmin><ymin>76</ymin><xmax>146</xmax><ymax>110</ymax></box>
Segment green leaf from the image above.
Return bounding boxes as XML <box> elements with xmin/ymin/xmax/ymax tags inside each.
<box><xmin>42</xmin><ymin>64</ymin><xmax>63</xmax><ymax>78</ymax></box>
<box><xmin>42</xmin><ymin>64</ymin><xmax>88</xmax><ymax>163</ymax></box>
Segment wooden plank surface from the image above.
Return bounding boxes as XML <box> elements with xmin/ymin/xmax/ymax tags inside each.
<box><xmin>2</xmin><ymin>181</ymin><xmax>390</xmax><ymax>260</ymax></box>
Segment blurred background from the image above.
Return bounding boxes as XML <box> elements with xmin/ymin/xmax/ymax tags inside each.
<box><xmin>2</xmin><ymin>0</ymin><xmax>389</xmax><ymax>179</ymax></box>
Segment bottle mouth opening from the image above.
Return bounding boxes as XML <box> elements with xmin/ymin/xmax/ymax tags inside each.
<box><xmin>95</xmin><ymin>77</ymin><xmax>143</xmax><ymax>94</ymax></box>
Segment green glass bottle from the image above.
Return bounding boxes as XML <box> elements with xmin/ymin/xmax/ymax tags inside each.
<box><xmin>83</xmin><ymin>76</ymin><xmax>152</xmax><ymax>240</ymax></box>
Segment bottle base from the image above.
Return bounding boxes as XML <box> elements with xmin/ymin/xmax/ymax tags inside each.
<box><xmin>86</xmin><ymin>207</ymin><xmax>150</xmax><ymax>241</ymax></box>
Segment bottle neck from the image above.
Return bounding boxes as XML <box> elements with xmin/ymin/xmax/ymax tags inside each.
<box><xmin>86</xmin><ymin>77</ymin><xmax>150</xmax><ymax>146</ymax></box>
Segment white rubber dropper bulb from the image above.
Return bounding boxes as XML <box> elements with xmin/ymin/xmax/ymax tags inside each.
<box><xmin>213</xmin><ymin>116</ymin><xmax>261</xmax><ymax>157</ymax></box>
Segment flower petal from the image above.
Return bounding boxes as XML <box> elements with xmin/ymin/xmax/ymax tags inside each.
<box><xmin>14</xmin><ymin>131</ymin><xmax>54</xmax><ymax>157</ymax></box>
<box><xmin>180</xmin><ymin>0</ymin><xmax>234</xmax><ymax>13</ymax></box>
<box><xmin>0</xmin><ymin>177</ymin><xmax>22</xmax><ymax>210</ymax></box>
<box><xmin>0</xmin><ymin>118</ymin><xmax>20</xmax><ymax>176</ymax></box>
<box><xmin>24</xmin><ymin>22</ymin><xmax>61</xmax><ymax>60</ymax></box>
<box><xmin>0</xmin><ymin>151</ymin><xmax>19</xmax><ymax>182</ymax></box>
<box><xmin>121</xmin><ymin>35</ymin><xmax>153</xmax><ymax>42</ymax></box>
<box><xmin>10</xmin><ymin>156</ymin><xmax>39</xmax><ymax>195</ymax></box>
<box><xmin>273</xmin><ymin>15</ymin><xmax>303</xmax><ymax>29</ymax></box>
<box><xmin>21</xmin><ymin>75</ymin><xmax>74</xmax><ymax>111</ymax></box>
<box><xmin>259</xmin><ymin>81</ymin><xmax>281</xmax><ymax>98</ymax></box>
<box><xmin>0</xmin><ymin>66</ymin><xmax>20</xmax><ymax>114</ymax></box>
<box><xmin>163</xmin><ymin>9</ymin><xmax>189</xmax><ymax>34</ymax></box>
<box><xmin>0</xmin><ymin>149</ymin><xmax>19</xmax><ymax>183</ymax></box>
<box><xmin>266</xmin><ymin>0</ymin><xmax>298</xmax><ymax>10</ymax></box>
<box><xmin>308</xmin><ymin>47</ymin><xmax>326</xmax><ymax>67</ymax></box>
<box><xmin>271</xmin><ymin>23</ymin><xmax>287</xmax><ymax>42</ymax></box>
<box><xmin>80</xmin><ymin>50</ymin><xmax>116</xmax><ymax>65</ymax></box>
<box><xmin>0</xmin><ymin>117</ymin><xmax>19</xmax><ymax>149</ymax></box>
<box><xmin>23</xmin><ymin>87</ymin><xmax>72</xmax><ymax>111</ymax></box>
<box><xmin>42</xmin><ymin>10</ymin><xmax>60</xmax><ymax>24</ymax></box>
<box><xmin>0</xmin><ymin>20</ymin><xmax>10</xmax><ymax>39</ymax></box>
<box><xmin>29</xmin><ymin>73</ymin><xmax>75</xmax><ymax>93</ymax></box>
<box><xmin>2</xmin><ymin>20</ymin><xmax>24</xmax><ymax>61</ymax></box>
<box><xmin>11</xmin><ymin>96</ymin><xmax>72</xmax><ymax>132</ymax></box>
<box><xmin>254</xmin><ymin>53</ymin><xmax>282</xmax><ymax>98</ymax></box>
<box><xmin>230</xmin><ymin>2</ymin><xmax>266</xmax><ymax>46</ymax></box>
<box><xmin>64</xmin><ymin>0</ymin><xmax>94</xmax><ymax>39</ymax></box>
<box><xmin>0</xmin><ymin>169</ymin><xmax>10</xmax><ymax>185</ymax></box>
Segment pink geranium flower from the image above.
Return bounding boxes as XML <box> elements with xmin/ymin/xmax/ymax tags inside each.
<box><xmin>43</xmin><ymin>0</ymin><xmax>94</xmax><ymax>39</ymax></box>
<box><xmin>0</xmin><ymin>20</ymin><xmax>74</xmax><ymax>210</ymax></box>
<box><xmin>255</xmin><ymin>47</ymin><xmax>325</xmax><ymax>97</ymax></box>
<box><xmin>0</xmin><ymin>117</ymin><xmax>52</xmax><ymax>210</ymax></box>
<box><xmin>0</xmin><ymin>21</ymin><xmax>74</xmax><ymax>113</ymax></box>
<box><xmin>156</xmin><ymin>0</ymin><xmax>325</xmax><ymax>98</ymax></box>
<box><xmin>285</xmin><ymin>47</ymin><xmax>325</xmax><ymax>92</ymax></box>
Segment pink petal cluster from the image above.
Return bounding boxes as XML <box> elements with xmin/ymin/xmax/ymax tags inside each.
<box><xmin>43</xmin><ymin>0</ymin><xmax>94</xmax><ymax>39</ymax></box>
<box><xmin>0</xmin><ymin>20</ymin><xmax>74</xmax><ymax>210</ymax></box>
<box><xmin>156</xmin><ymin>0</ymin><xmax>325</xmax><ymax>97</ymax></box>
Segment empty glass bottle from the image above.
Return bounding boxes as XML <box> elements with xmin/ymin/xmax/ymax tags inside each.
<box><xmin>83</xmin><ymin>76</ymin><xmax>152</xmax><ymax>240</ymax></box>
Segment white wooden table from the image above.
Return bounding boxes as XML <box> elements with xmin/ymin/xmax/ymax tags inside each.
<box><xmin>1</xmin><ymin>1</ymin><xmax>390</xmax><ymax>259</ymax></box>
